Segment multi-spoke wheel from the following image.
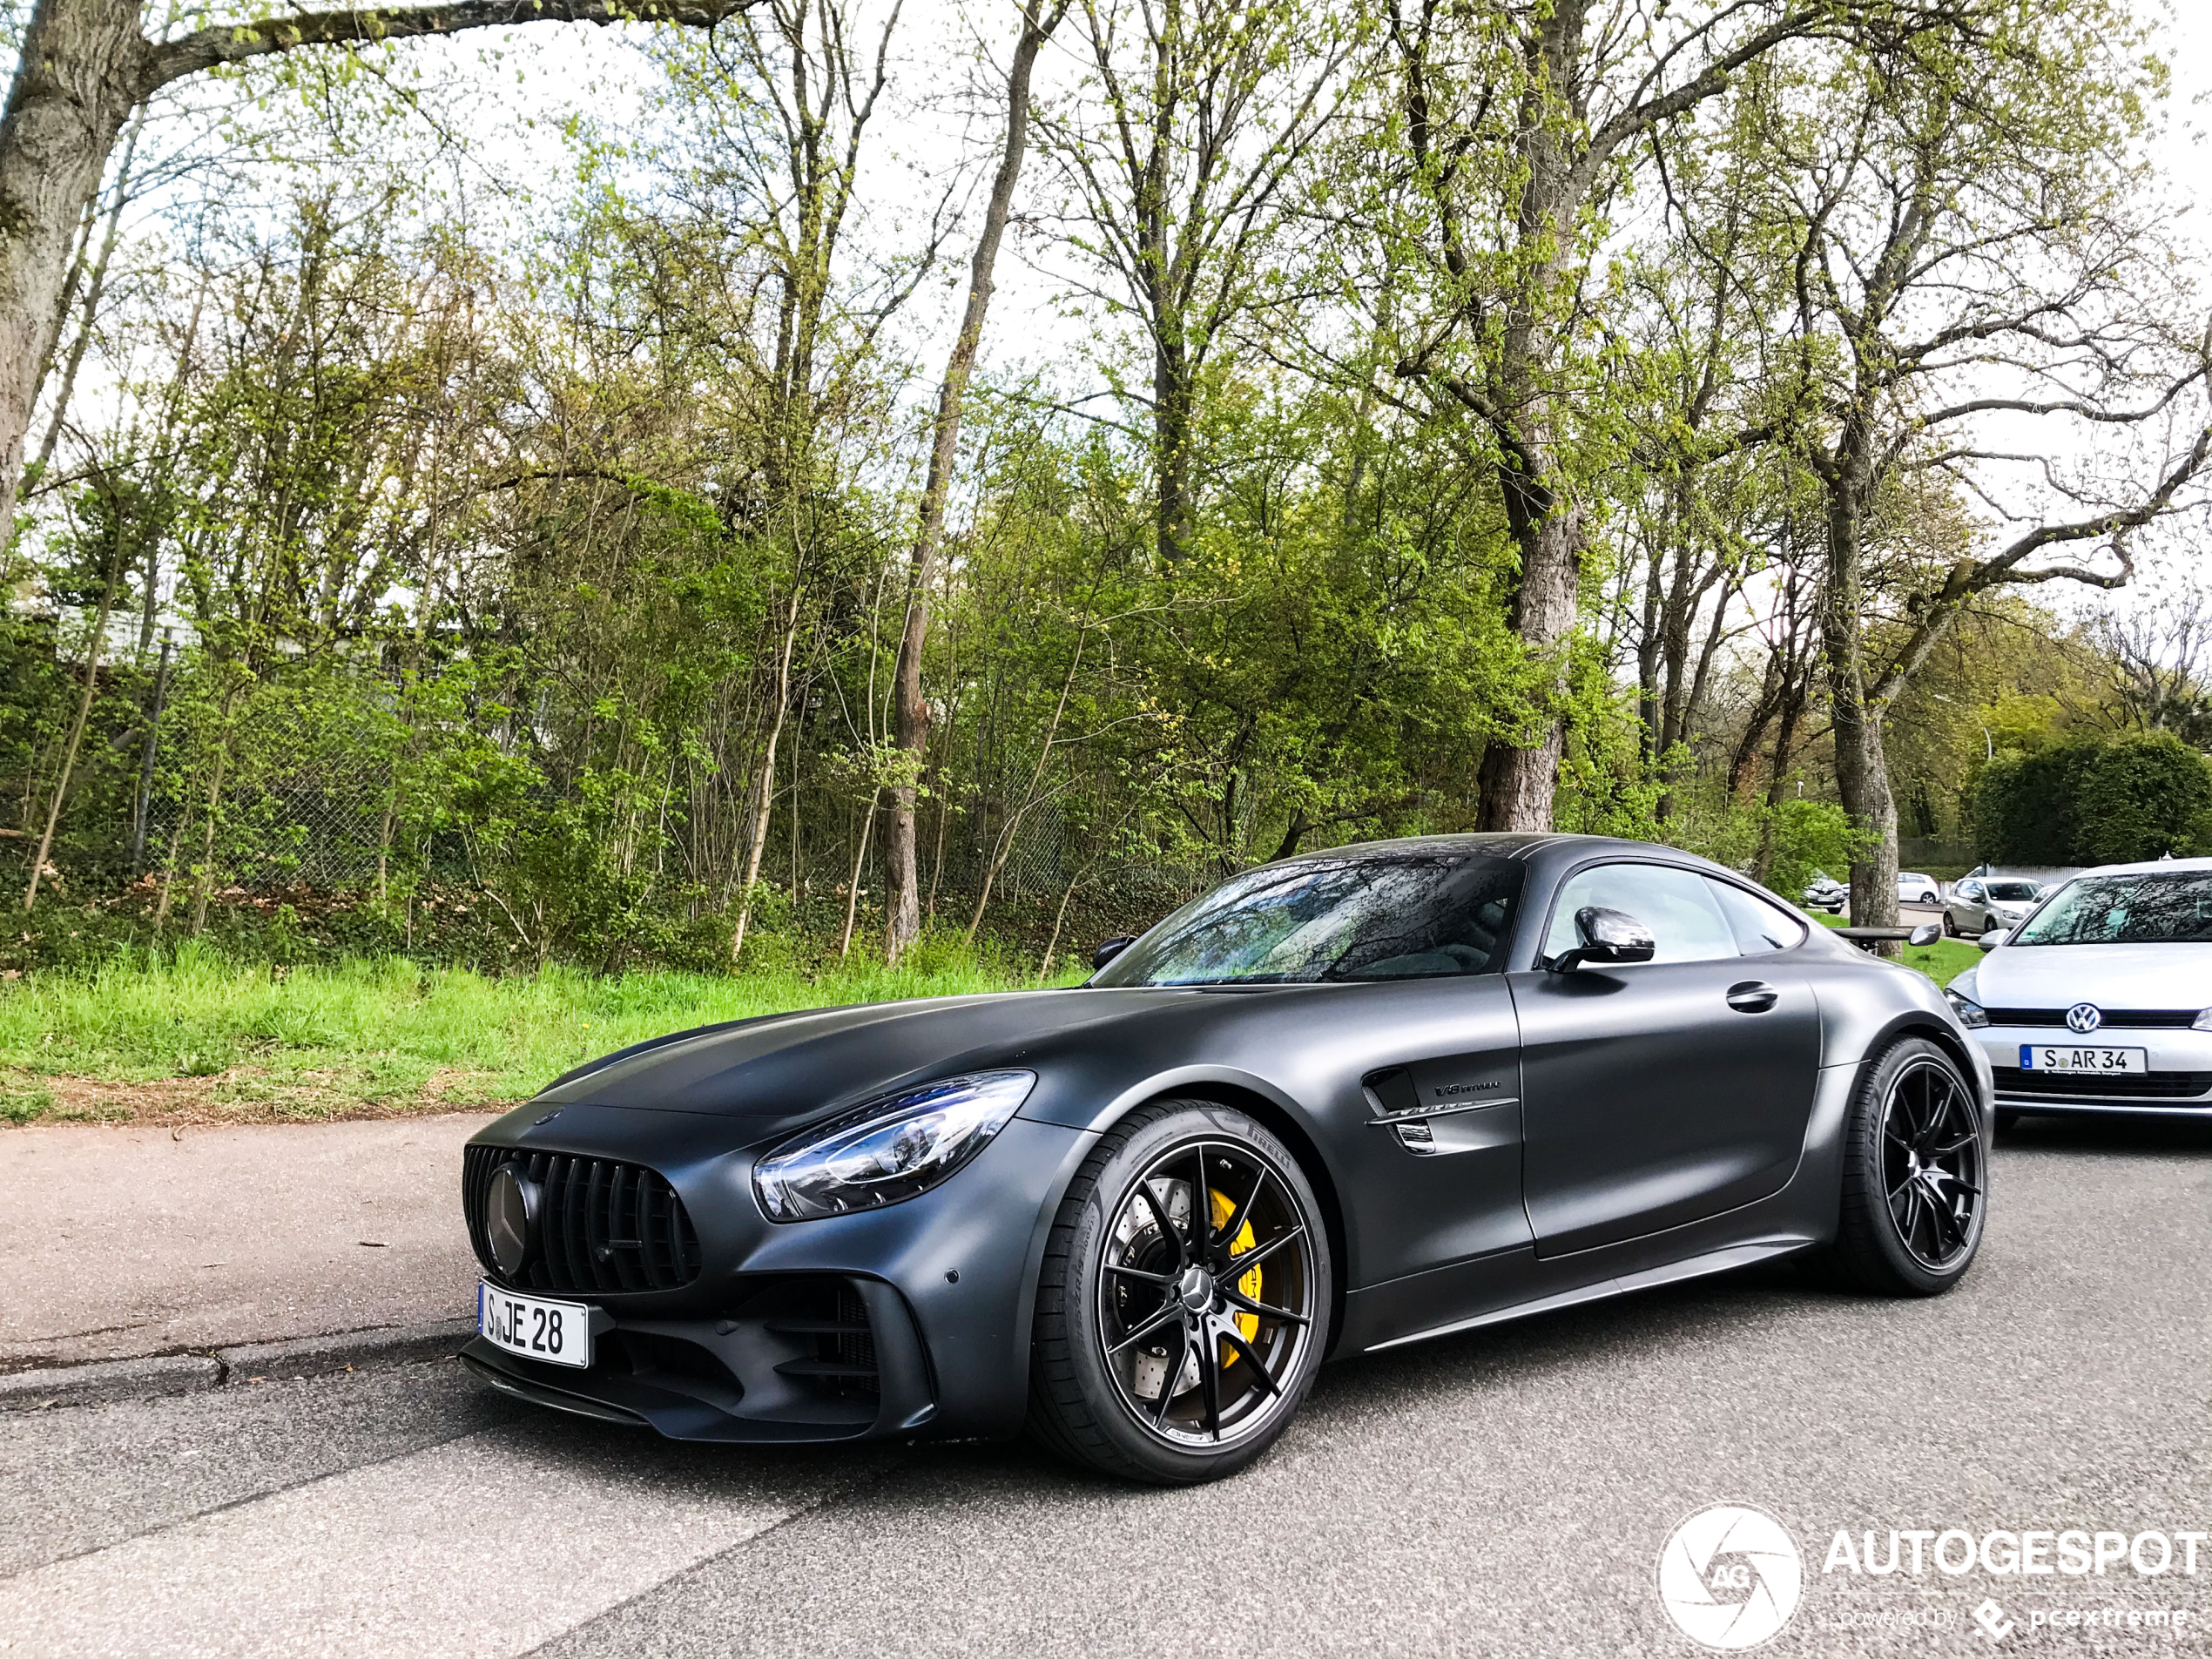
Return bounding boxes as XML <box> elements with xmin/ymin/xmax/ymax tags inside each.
<box><xmin>1817</xmin><ymin>1036</ymin><xmax>1988</xmax><ymax>1295</ymax></box>
<box><xmin>1028</xmin><ymin>1101</ymin><xmax>1331</xmax><ymax>1483</ymax></box>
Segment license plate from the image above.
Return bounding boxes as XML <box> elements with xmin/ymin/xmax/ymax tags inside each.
<box><xmin>478</xmin><ymin>1282</ymin><xmax>591</xmax><ymax>1369</ymax></box>
<box><xmin>2019</xmin><ymin>1044</ymin><xmax>2147</xmax><ymax>1075</ymax></box>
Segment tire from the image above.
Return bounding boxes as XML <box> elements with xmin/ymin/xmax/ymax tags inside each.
<box><xmin>1942</xmin><ymin>912</ymin><xmax>1957</xmax><ymax>938</ymax></box>
<box><xmin>1028</xmin><ymin>1099</ymin><xmax>1331</xmax><ymax>1484</ymax></box>
<box><xmin>1815</xmin><ymin>1037</ymin><xmax>1987</xmax><ymax>1296</ymax></box>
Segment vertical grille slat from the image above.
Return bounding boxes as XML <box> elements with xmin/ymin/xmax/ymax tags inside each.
<box><xmin>465</xmin><ymin>1144</ymin><xmax>703</xmax><ymax>1294</ymax></box>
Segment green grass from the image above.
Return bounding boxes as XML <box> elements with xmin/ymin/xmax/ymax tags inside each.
<box><xmin>0</xmin><ymin>939</ymin><xmax>1085</xmax><ymax>1125</ymax></box>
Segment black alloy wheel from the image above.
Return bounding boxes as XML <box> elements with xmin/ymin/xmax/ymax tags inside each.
<box><xmin>1028</xmin><ymin>1101</ymin><xmax>1330</xmax><ymax>1484</ymax></box>
<box><xmin>1817</xmin><ymin>1036</ymin><xmax>1988</xmax><ymax>1295</ymax></box>
<box><xmin>1878</xmin><ymin>1057</ymin><xmax>1985</xmax><ymax>1271</ymax></box>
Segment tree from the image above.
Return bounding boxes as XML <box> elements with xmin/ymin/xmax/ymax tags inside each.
<box><xmin>883</xmin><ymin>0</ymin><xmax>1068</xmax><ymax>965</ymax></box>
<box><xmin>1765</xmin><ymin>5</ymin><xmax>2212</xmax><ymax>929</ymax></box>
<box><xmin>1040</xmin><ymin>0</ymin><xmax>1352</xmax><ymax>568</ymax></box>
<box><xmin>0</xmin><ymin>0</ymin><xmax>759</xmax><ymax>547</ymax></box>
<box><xmin>1379</xmin><ymin>0</ymin><xmax>1831</xmax><ymax>832</ymax></box>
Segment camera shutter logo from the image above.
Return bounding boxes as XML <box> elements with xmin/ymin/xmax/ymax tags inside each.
<box><xmin>1656</xmin><ymin>1504</ymin><xmax>1804</xmax><ymax>1650</ymax></box>
<box><xmin>2066</xmin><ymin>1002</ymin><xmax>2102</xmax><ymax>1035</ymax></box>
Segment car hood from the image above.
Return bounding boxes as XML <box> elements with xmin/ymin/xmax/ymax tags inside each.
<box><xmin>1972</xmin><ymin>942</ymin><xmax>2212</xmax><ymax>1011</ymax></box>
<box><xmin>529</xmin><ymin>987</ymin><xmax>1175</xmax><ymax>1136</ymax></box>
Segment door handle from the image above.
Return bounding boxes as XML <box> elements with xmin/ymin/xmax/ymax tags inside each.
<box><xmin>1725</xmin><ymin>980</ymin><xmax>1779</xmax><ymax>1014</ymax></box>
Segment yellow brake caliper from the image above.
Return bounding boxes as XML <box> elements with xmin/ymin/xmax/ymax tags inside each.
<box><xmin>1208</xmin><ymin>1188</ymin><xmax>1262</xmax><ymax>1366</ymax></box>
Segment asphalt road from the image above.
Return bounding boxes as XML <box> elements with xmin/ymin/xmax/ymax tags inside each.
<box><xmin>3</xmin><ymin>1114</ymin><xmax>2207</xmax><ymax>1659</ymax></box>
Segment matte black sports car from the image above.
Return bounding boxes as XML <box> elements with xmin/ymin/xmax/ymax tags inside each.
<box><xmin>459</xmin><ymin>833</ymin><xmax>1991</xmax><ymax>1483</ymax></box>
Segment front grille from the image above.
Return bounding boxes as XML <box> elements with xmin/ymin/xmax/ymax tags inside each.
<box><xmin>765</xmin><ymin>1281</ymin><xmax>879</xmax><ymax>1402</ymax></box>
<box><xmin>1986</xmin><ymin>1008</ymin><xmax>2202</xmax><ymax>1028</ymax></box>
<box><xmin>1992</xmin><ymin>1068</ymin><xmax>2212</xmax><ymax>1101</ymax></box>
<box><xmin>464</xmin><ymin>1144</ymin><xmax>703</xmax><ymax>1293</ymax></box>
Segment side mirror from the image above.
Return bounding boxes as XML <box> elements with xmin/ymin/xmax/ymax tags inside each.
<box><xmin>1548</xmin><ymin>906</ymin><xmax>1657</xmax><ymax>973</ymax></box>
<box><xmin>1907</xmin><ymin>921</ymin><xmax>1940</xmax><ymax>948</ymax></box>
<box><xmin>1977</xmin><ymin>928</ymin><xmax>2010</xmax><ymax>952</ymax></box>
<box><xmin>1090</xmin><ymin>935</ymin><xmax>1136</xmax><ymax>970</ymax></box>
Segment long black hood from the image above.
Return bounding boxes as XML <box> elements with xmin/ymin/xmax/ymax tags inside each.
<box><xmin>529</xmin><ymin>987</ymin><xmax>1183</xmax><ymax>1140</ymax></box>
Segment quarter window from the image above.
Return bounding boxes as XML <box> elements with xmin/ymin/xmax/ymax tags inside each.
<box><xmin>1541</xmin><ymin>863</ymin><xmax>1740</xmax><ymax>965</ymax></box>
<box><xmin>1705</xmin><ymin>878</ymin><xmax>1806</xmax><ymax>954</ymax></box>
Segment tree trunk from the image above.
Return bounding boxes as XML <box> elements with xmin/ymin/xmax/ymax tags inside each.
<box><xmin>1477</xmin><ymin>489</ymin><xmax>1581</xmax><ymax>831</ymax></box>
<box><xmin>0</xmin><ymin>0</ymin><xmax>147</xmax><ymax>543</ymax></box>
<box><xmin>1821</xmin><ymin>477</ymin><xmax>1899</xmax><ymax>934</ymax></box>
<box><xmin>22</xmin><ymin>542</ymin><xmax>118</xmax><ymax>907</ymax></box>
<box><xmin>730</xmin><ymin>586</ymin><xmax>805</xmax><ymax>961</ymax></box>
<box><xmin>883</xmin><ymin>0</ymin><xmax>1062</xmax><ymax>964</ymax></box>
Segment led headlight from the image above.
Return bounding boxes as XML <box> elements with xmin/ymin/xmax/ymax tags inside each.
<box><xmin>752</xmin><ymin>1070</ymin><xmax>1035</xmax><ymax>1222</ymax></box>
<box><xmin>1944</xmin><ymin>979</ymin><xmax>1990</xmax><ymax>1028</ymax></box>
<box><xmin>2193</xmin><ymin>1008</ymin><xmax>2212</xmax><ymax>1032</ymax></box>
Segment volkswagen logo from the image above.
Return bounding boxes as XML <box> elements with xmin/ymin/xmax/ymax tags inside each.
<box><xmin>2066</xmin><ymin>1002</ymin><xmax>2103</xmax><ymax>1035</ymax></box>
<box><xmin>485</xmin><ymin>1165</ymin><xmax>539</xmax><ymax>1276</ymax></box>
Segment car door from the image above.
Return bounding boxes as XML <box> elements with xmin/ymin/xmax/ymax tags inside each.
<box><xmin>1508</xmin><ymin>862</ymin><xmax>1823</xmax><ymax>1258</ymax></box>
<box><xmin>1952</xmin><ymin>880</ymin><xmax>1986</xmax><ymax>934</ymax></box>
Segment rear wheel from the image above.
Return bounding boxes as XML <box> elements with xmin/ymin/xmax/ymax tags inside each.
<box><xmin>1028</xmin><ymin>1100</ymin><xmax>1330</xmax><ymax>1484</ymax></box>
<box><xmin>1817</xmin><ymin>1037</ymin><xmax>1987</xmax><ymax>1295</ymax></box>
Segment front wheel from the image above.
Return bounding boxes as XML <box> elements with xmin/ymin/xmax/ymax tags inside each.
<box><xmin>1816</xmin><ymin>1037</ymin><xmax>1988</xmax><ymax>1295</ymax></box>
<box><xmin>1028</xmin><ymin>1100</ymin><xmax>1331</xmax><ymax>1484</ymax></box>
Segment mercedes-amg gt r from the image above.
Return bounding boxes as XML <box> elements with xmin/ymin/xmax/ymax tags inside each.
<box><xmin>458</xmin><ymin>833</ymin><xmax>1989</xmax><ymax>1483</ymax></box>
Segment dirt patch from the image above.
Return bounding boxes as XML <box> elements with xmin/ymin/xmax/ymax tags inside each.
<box><xmin>1</xmin><ymin>1068</ymin><xmax>512</xmax><ymax>1129</ymax></box>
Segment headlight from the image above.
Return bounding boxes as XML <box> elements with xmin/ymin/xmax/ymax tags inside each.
<box><xmin>752</xmin><ymin>1070</ymin><xmax>1035</xmax><ymax>1222</ymax></box>
<box><xmin>1945</xmin><ymin>988</ymin><xmax>1990</xmax><ymax>1028</ymax></box>
<box><xmin>2194</xmin><ymin>1009</ymin><xmax>2212</xmax><ymax>1032</ymax></box>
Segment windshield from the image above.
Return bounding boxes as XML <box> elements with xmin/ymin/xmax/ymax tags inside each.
<box><xmin>1091</xmin><ymin>854</ymin><xmax>1526</xmax><ymax>987</ymax></box>
<box><xmin>1985</xmin><ymin>881</ymin><xmax>2039</xmax><ymax>903</ymax></box>
<box><xmin>2010</xmin><ymin>873</ymin><xmax>2212</xmax><ymax>946</ymax></box>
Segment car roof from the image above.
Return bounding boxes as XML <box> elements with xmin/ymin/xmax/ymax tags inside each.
<box><xmin>1273</xmin><ymin>831</ymin><xmax>1743</xmax><ymax>878</ymax></box>
<box><xmin>2057</xmin><ymin>857</ymin><xmax>2212</xmax><ymax>879</ymax></box>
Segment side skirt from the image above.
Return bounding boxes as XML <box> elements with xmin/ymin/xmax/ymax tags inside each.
<box><xmin>1361</xmin><ymin>1238</ymin><xmax>1808</xmax><ymax>1354</ymax></box>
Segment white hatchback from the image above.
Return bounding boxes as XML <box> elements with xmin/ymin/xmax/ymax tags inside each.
<box><xmin>1944</xmin><ymin>858</ymin><xmax>2212</xmax><ymax>1121</ymax></box>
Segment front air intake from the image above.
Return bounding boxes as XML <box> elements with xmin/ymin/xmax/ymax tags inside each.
<box><xmin>464</xmin><ymin>1144</ymin><xmax>703</xmax><ymax>1293</ymax></box>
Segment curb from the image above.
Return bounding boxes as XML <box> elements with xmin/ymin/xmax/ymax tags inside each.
<box><xmin>0</xmin><ymin>1318</ymin><xmax>479</xmax><ymax>1413</ymax></box>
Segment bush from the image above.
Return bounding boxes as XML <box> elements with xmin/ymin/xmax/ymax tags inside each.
<box><xmin>1973</xmin><ymin>732</ymin><xmax>2212</xmax><ymax>865</ymax></box>
<box><xmin>1760</xmin><ymin>799</ymin><xmax>1867</xmax><ymax>901</ymax></box>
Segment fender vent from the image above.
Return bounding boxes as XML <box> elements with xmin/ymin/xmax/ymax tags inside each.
<box><xmin>464</xmin><ymin>1144</ymin><xmax>703</xmax><ymax>1293</ymax></box>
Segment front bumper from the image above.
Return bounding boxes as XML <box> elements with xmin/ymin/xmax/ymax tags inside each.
<box><xmin>459</xmin><ymin>1103</ymin><xmax>1096</xmax><ymax>1444</ymax></box>
<box><xmin>1973</xmin><ymin>1026</ymin><xmax>2212</xmax><ymax>1116</ymax></box>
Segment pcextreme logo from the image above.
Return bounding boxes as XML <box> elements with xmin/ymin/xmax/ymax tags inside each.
<box><xmin>1657</xmin><ymin>1504</ymin><xmax>1805</xmax><ymax>1650</ymax></box>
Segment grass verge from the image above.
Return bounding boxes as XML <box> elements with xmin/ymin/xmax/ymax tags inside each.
<box><xmin>0</xmin><ymin>940</ymin><xmax>1084</xmax><ymax>1128</ymax></box>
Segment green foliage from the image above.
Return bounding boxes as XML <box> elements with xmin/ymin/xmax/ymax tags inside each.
<box><xmin>1760</xmin><ymin>799</ymin><xmax>1868</xmax><ymax>901</ymax></box>
<box><xmin>1973</xmin><ymin>732</ymin><xmax>2212</xmax><ymax>865</ymax></box>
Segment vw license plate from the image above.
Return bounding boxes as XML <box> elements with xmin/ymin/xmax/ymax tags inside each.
<box><xmin>2019</xmin><ymin>1044</ymin><xmax>2147</xmax><ymax>1075</ymax></box>
<box><xmin>478</xmin><ymin>1282</ymin><xmax>591</xmax><ymax>1369</ymax></box>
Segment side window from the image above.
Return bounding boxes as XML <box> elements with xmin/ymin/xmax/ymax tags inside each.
<box><xmin>1706</xmin><ymin>877</ymin><xmax>1806</xmax><ymax>954</ymax></box>
<box><xmin>1958</xmin><ymin>880</ymin><xmax>1983</xmax><ymax>901</ymax></box>
<box><xmin>1541</xmin><ymin>863</ymin><xmax>1740</xmax><ymax>965</ymax></box>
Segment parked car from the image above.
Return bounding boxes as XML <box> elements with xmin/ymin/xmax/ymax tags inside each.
<box><xmin>1943</xmin><ymin>859</ymin><xmax>2212</xmax><ymax>1128</ymax></box>
<box><xmin>1946</xmin><ymin>876</ymin><xmax>2041</xmax><ymax>938</ymax></box>
<box><xmin>1898</xmin><ymin>872</ymin><xmax>1942</xmax><ymax>906</ymax></box>
<box><xmin>458</xmin><ymin>833</ymin><xmax>1991</xmax><ymax>1484</ymax></box>
<box><xmin>1802</xmin><ymin>871</ymin><xmax>1848</xmax><ymax>914</ymax></box>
